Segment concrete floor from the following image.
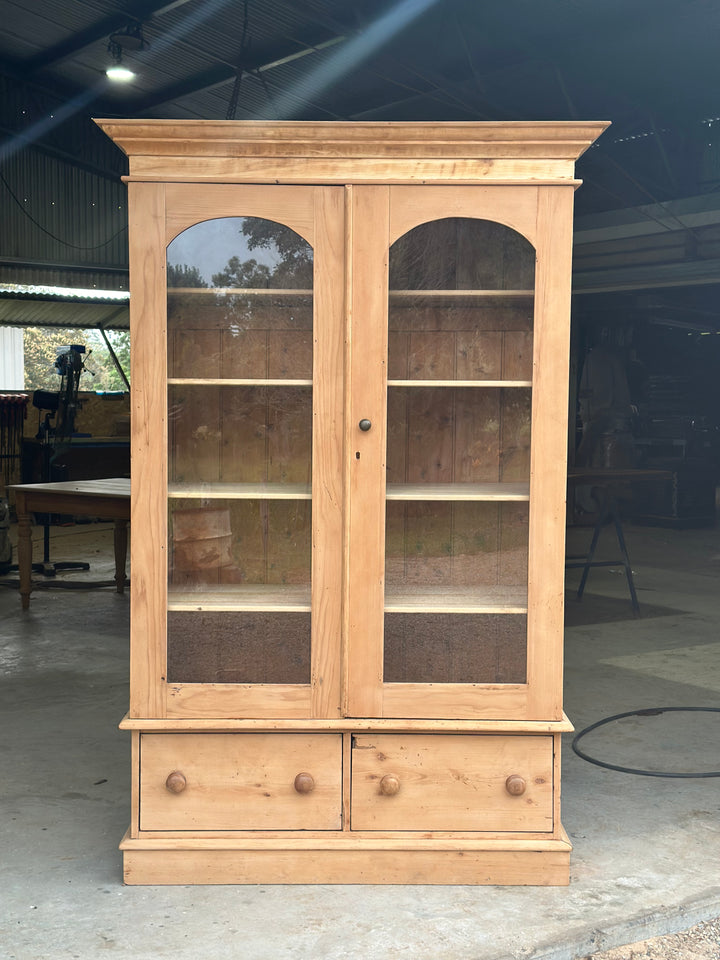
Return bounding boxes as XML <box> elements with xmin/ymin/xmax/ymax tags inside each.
<box><xmin>0</xmin><ymin>518</ymin><xmax>719</xmax><ymax>960</ymax></box>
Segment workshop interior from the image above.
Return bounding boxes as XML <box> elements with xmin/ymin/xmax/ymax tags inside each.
<box><xmin>1</xmin><ymin>0</ymin><xmax>719</xmax><ymax>953</ymax></box>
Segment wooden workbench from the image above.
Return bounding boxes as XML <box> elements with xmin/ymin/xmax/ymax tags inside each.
<box><xmin>10</xmin><ymin>478</ymin><xmax>130</xmax><ymax>609</ymax></box>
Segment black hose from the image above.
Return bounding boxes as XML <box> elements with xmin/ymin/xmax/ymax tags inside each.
<box><xmin>571</xmin><ymin>707</ymin><xmax>720</xmax><ymax>778</ymax></box>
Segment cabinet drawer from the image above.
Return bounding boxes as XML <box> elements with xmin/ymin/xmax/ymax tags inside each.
<box><xmin>351</xmin><ymin>734</ymin><xmax>553</xmax><ymax>832</ymax></box>
<box><xmin>140</xmin><ymin>734</ymin><xmax>342</xmax><ymax>831</ymax></box>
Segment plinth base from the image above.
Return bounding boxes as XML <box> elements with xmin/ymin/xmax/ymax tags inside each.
<box><xmin>120</xmin><ymin>830</ymin><xmax>571</xmax><ymax>885</ymax></box>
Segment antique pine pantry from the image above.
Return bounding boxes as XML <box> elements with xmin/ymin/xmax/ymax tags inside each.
<box><xmin>98</xmin><ymin>119</ymin><xmax>607</xmax><ymax>885</ymax></box>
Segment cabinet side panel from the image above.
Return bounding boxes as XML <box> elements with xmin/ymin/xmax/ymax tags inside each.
<box><xmin>526</xmin><ymin>187</ymin><xmax>575</xmax><ymax>720</ymax></box>
<box><xmin>553</xmin><ymin>732</ymin><xmax>563</xmax><ymax>838</ymax></box>
<box><xmin>129</xmin><ymin>730</ymin><xmax>140</xmax><ymax>839</ymax></box>
<box><xmin>129</xmin><ymin>181</ymin><xmax>167</xmax><ymax>718</ymax></box>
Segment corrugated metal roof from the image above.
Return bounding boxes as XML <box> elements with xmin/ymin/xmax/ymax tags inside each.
<box><xmin>0</xmin><ymin>297</ymin><xmax>129</xmax><ymax>330</ymax></box>
<box><xmin>0</xmin><ymin>72</ymin><xmax>130</xmax><ymax>300</ymax></box>
<box><xmin>0</xmin><ymin>127</ymin><xmax>128</xmax><ymax>274</ymax></box>
<box><xmin>0</xmin><ymin>0</ymin><xmax>717</xmax><ymax>208</ymax></box>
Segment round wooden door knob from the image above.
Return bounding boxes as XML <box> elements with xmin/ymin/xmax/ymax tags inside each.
<box><xmin>379</xmin><ymin>774</ymin><xmax>400</xmax><ymax>796</ymax></box>
<box><xmin>294</xmin><ymin>772</ymin><xmax>315</xmax><ymax>794</ymax></box>
<box><xmin>505</xmin><ymin>775</ymin><xmax>527</xmax><ymax>796</ymax></box>
<box><xmin>165</xmin><ymin>771</ymin><xmax>187</xmax><ymax>794</ymax></box>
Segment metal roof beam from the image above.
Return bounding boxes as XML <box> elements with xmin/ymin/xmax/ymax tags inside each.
<box><xmin>573</xmin><ymin>259</ymin><xmax>720</xmax><ymax>294</ymax></box>
<box><xmin>0</xmin><ymin>257</ymin><xmax>128</xmax><ymax>276</ymax></box>
<box><xmin>129</xmin><ymin>34</ymin><xmax>345</xmax><ymax>114</ymax></box>
<box><xmin>22</xmin><ymin>0</ymin><xmax>196</xmax><ymax>73</ymax></box>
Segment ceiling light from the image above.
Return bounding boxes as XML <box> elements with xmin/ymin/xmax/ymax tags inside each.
<box><xmin>105</xmin><ymin>23</ymin><xmax>148</xmax><ymax>83</ymax></box>
<box><xmin>106</xmin><ymin>52</ymin><xmax>135</xmax><ymax>82</ymax></box>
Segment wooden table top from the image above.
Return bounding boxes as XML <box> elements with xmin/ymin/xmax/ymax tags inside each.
<box><xmin>9</xmin><ymin>477</ymin><xmax>131</xmax><ymax>499</ymax></box>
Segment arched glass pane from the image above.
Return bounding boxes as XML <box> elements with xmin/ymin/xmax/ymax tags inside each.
<box><xmin>389</xmin><ymin>217</ymin><xmax>534</xmax><ymax>292</ymax></box>
<box><xmin>165</xmin><ymin>217</ymin><xmax>313</xmax><ymax>685</ymax></box>
<box><xmin>384</xmin><ymin>217</ymin><xmax>534</xmax><ymax>685</ymax></box>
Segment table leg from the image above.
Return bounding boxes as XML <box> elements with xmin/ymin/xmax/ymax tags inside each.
<box><xmin>113</xmin><ymin>519</ymin><xmax>128</xmax><ymax>593</ymax></box>
<box><xmin>610</xmin><ymin>506</ymin><xmax>640</xmax><ymax>617</ymax></box>
<box><xmin>576</xmin><ymin>498</ymin><xmax>606</xmax><ymax>603</ymax></box>
<box><xmin>16</xmin><ymin>501</ymin><xmax>33</xmax><ymax>610</ymax></box>
<box><xmin>569</xmin><ymin>486</ymin><xmax>641</xmax><ymax>618</ymax></box>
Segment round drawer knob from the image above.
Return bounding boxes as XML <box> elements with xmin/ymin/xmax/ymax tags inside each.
<box><xmin>165</xmin><ymin>771</ymin><xmax>187</xmax><ymax>794</ymax></box>
<box><xmin>358</xmin><ymin>419</ymin><xmax>372</xmax><ymax>431</ymax></box>
<box><xmin>379</xmin><ymin>774</ymin><xmax>400</xmax><ymax>796</ymax></box>
<box><xmin>294</xmin><ymin>772</ymin><xmax>315</xmax><ymax>794</ymax></box>
<box><xmin>505</xmin><ymin>775</ymin><xmax>527</xmax><ymax>796</ymax></box>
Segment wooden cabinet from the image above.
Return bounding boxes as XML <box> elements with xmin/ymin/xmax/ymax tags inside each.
<box><xmin>98</xmin><ymin>119</ymin><xmax>607</xmax><ymax>885</ymax></box>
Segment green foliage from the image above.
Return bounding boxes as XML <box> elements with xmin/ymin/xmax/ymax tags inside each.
<box><xmin>23</xmin><ymin>327</ymin><xmax>130</xmax><ymax>392</ymax></box>
<box><xmin>212</xmin><ymin>256</ymin><xmax>273</xmax><ymax>288</ymax></box>
<box><xmin>212</xmin><ymin>219</ymin><xmax>313</xmax><ymax>289</ymax></box>
<box><xmin>242</xmin><ymin>219</ymin><xmax>312</xmax><ymax>283</ymax></box>
<box><xmin>167</xmin><ymin>263</ymin><xmax>208</xmax><ymax>288</ymax></box>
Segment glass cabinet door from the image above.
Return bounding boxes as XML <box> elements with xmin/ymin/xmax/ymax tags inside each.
<box><xmin>347</xmin><ymin>185</ymin><xmax>565</xmax><ymax>721</ymax></box>
<box><xmin>157</xmin><ymin>187</ymin><xmax>344</xmax><ymax>719</ymax></box>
